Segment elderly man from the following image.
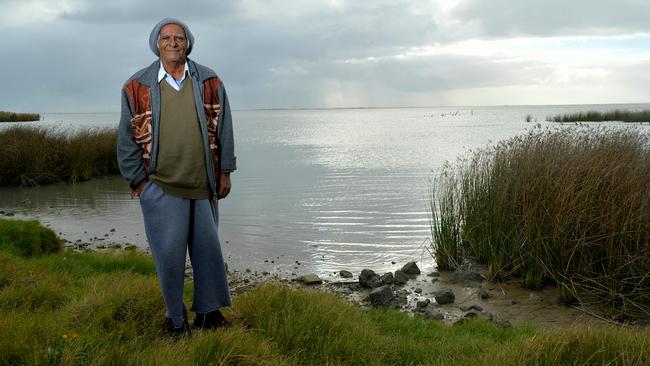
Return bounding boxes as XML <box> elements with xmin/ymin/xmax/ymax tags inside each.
<box><xmin>117</xmin><ymin>18</ymin><xmax>235</xmax><ymax>337</ymax></box>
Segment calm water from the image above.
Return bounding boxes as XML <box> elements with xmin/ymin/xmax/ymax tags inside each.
<box><xmin>1</xmin><ymin>104</ymin><xmax>649</xmax><ymax>277</ymax></box>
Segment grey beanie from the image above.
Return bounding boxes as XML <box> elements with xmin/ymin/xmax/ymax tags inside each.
<box><xmin>149</xmin><ymin>18</ymin><xmax>194</xmax><ymax>56</ymax></box>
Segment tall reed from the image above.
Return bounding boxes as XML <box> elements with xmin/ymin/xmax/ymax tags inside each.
<box><xmin>430</xmin><ymin>126</ymin><xmax>650</xmax><ymax>319</ymax></box>
<box><xmin>548</xmin><ymin>109</ymin><xmax>650</xmax><ymax>123</ymax></box>
<box><xmin>0</xmin><ymin>126</ymin><xmax>119</xmax><ymax>186</ymax></box>
<box><xmin>0</xmin><ymin>111</ymin><xmax>40</xmax><ymax>122</ymax></box>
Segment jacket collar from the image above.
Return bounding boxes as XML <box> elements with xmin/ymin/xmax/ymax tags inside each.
<box><xmin>137</xmin><ymin>58</ymin><xmax>217</xmax><ymax>87</ymax></box>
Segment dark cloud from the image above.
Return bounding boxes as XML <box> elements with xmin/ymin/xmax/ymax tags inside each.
<box><xmin>60</xmin><ymin>1</ymin><xmax>241</xmax><ymax>24</ymax></box>
<box><xmin>1</xmin><ymin>0</ymin><xmax>649</xmax><ymax>112</ymax></box>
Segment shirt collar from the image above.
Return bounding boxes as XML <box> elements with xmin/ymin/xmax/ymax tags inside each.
<box><xmin>157</xmin><ymin>61</ymin><xmax>189</xmax><ymax>83</ymax></box>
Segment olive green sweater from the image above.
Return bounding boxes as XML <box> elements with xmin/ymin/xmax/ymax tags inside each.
<box><xmin>149</xmin><ymin>80</ymin><xmax>210</xmax><ymax>199</ymax></box>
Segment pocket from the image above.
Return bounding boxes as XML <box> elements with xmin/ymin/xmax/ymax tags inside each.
<box><xmin>138</xmin><ymin>180</ymin><xmax>154</xmax><ymax>202</ymax></box>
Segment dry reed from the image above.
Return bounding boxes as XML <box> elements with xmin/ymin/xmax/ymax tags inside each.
<box><xmin>0</xmin><ymin>111</ymin><xmax>40</xmax><ymax>122</ymax></box>
<box><xmin>0</xmin><ymin>126</ymin><xmax>119</xmax><ymax>186</ymax></box>
<box><xmin>548</xmin><ymin>109</ymin><xmax>650</xmax><ymax>123</ymax></box>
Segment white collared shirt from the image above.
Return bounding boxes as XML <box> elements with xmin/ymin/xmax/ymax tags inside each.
<box><xmin>158</xmin><ymin>62</ymin><xmax>189</xmax><ymax>91</ymax></box>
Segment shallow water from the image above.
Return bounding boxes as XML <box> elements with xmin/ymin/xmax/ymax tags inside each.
<box><xmin>1</xmin><ymin>104</ymin><xmax>649</xmax><ymax>280</ymax></box>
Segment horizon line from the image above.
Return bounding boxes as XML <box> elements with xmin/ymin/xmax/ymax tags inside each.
<box><xmin>37</xmin><ymin>101</ymin><xmax>650</xmax><ymax>114</ymax></box>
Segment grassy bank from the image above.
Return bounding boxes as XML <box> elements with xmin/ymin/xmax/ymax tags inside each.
<box><xmin>0</xmin><ymin>111</ymin><xmax>40</xmax><ymax>122</ymax></box>
<box><xmin>1</xmin><ymin>218</ymin><xmax>650</xmax><ymax>365</ymax></box>
<box><xmin>547</xmin><ymin>109</ymin><xmax>650</xmax><ymax>123</ymax></box>
<box><xmin>430</xmin><ymin>127</ymin><xmax>650</xmax><ymax>320</ymax></box>
<box><xmin>0</xmin><ymin>126</ymin><xmax>119</xmax><ymax>186</ymax></box>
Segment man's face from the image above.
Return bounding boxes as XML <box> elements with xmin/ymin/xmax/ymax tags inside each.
<box><xmin>158</xmin><ymin>23</ymin><xmax>188</xmax><ymax>65</ymax></box>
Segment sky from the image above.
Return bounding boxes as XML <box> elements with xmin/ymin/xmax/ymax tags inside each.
<box><xmin>3</xmin><ymin>0</ymin><xmax>650</xmax><ymax>112</ymax></box>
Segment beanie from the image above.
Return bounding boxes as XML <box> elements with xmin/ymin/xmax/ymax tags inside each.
<box><xmin>149</xmin><ymin>18</ymin><xmax>194</xmax><ymax>56</ymax></box>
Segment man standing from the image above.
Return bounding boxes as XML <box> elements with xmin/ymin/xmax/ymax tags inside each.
<box><xmin>117</xmin><ymin>18</ymin><xmax>235</xmax><ymax>337</ymax></box>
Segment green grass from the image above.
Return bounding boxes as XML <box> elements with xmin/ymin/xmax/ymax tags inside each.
<box><xmin>0</xmin><ymin>111</ymin><xmax>40</xmax><ymax>122</ymax></box>
<box><xmin>1</xmin><ymin>219</ymin><xmax>649</xmax><ymax>365</ymax></box>
<box><xmin>0</xmin><ymin>126</ymin><xmax>119</xmax><ymax>186</ymax></box>
<box><xmin>548</xmin><ymin>109</ymin><xmax>650</xmax><ymax>123</ymax></box>
<box><xmin>430</xmin><ymin>126</ymin><xmax>650</xmax><ymax>320</ymax></box>
<box><xmin>0</xmin><ymin>219</ymin><xmax>62</xmax><ymax>257</ymax></box>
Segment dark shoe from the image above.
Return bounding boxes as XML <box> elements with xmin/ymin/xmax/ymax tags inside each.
<box><xmin>165</xmin><ymin>307</ymin><xmax>191</xmax><ymax>338</ymax></box>
<box><xmin>165</xmin><ymin>318</ymin><xmax>191</xmax><ymax>338</ymax></box>
<box><xmin>194</xmin><ymin>309</ymin><xmax>229</xmax><ymax>329</ymax></box>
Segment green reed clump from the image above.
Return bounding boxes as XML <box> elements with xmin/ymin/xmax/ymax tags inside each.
<box><xmin>548</xmin><ymin>109</ymin><xmax>650</xmax><ymax>123</ymax></box>
<box><xmin>0</xmin><ymin>219</ymin><xmax>62</xmax><ymax>257</ymax></box>
<box><xmin>0</xmin><ymin>111</ymin><xmax>40</xmax><ymax>122</ymax></box>
<box><xmin>0</xmin><ymin>126</ymin><xmax>119</xmax><ymax>186</ymax></box>
<box><xmin>430</xmin><ymin>127</ymin><xmax>650</xmax><ymax>319</ymax></box>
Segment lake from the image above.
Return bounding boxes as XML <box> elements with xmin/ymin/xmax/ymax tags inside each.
<box><xmin>1</xmin><ymin>104</ymin><xmax>648</xmax><ymax>277</ymax></box>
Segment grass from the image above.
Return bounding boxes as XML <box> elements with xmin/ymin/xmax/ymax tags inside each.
<box><xmin>1</xmin><ymin>219</ymin><xmax>650</xmax><ymax>365</ymax></box>
<box><xmin>430</xmin><ymin>126</ymin><xmax>650</xmax><ymax>320</ymax></box>
<box><xmin>0</xmin><ymin>126</ymin><xmax>119</xmax><ymax>186</ymax></box>
<box><xmin>547</xmin><ymin>109</ymin><xmax>650</xmax><ymax>123</ymax></box>
<box><xmin>0</xmin><ymin>111</ymin><xmax>40</xmax><ymax>122</ymax></box>
<box><xmin>0</xmin><ymin>219</ymin><xmax>62</xmax><ymax>257</ymax></box>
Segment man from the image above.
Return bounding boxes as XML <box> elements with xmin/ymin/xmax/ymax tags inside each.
<box><xmin>117</xmin><ymin>18</ymin><xmax>236</xmax><ymax>337</ymax></box>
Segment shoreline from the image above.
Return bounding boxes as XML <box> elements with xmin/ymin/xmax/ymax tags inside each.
<box><xmin>61</xmin><ymin>238</ymin><xmax>615</xmax><ymax>330</ymax></box>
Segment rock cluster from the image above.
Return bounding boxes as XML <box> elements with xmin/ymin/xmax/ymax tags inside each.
<box><xmin>242</xmin><ymin>260</ymin><xmax>515</xmax><ymax>328</ymax></box>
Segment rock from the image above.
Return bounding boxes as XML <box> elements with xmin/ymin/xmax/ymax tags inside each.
<box><xmin>390</xmin><ymin>289</ymin><xmax>409</xmax><ymax>308</ymax></box>
<box><xmin>368</xmin><ymin>285</ymin><xmax>395</xmax><ymax>307</ymax></box>
<box><xmin>359</xmin><ymin>269</ymin><xmax>382</xmax><ymax>288</ymax></box>
<box><xmin>401</xmin><ymin>261</ymin><xmax>421</xmax><ymax>275</ymax></box>
<box><xmin>422</xmin><ymin>305</ymin><xmax>445</xmax><ymax>320</ymax></box>
<box><xmin>299</xmin><ymin>274</ymin><xmax>323</xmax><ymax>285</ymax></box>
<box><xmin>463</xmin><ymin>310</ymin><xmax>484</xmax><ymax>319</ymax></box>
<box><xmin>427</xmin><ymin>270</ymin><xmax>441</xmax><ymax>277</ymax></box>
<box><xmin>416</xmin><ymin>299</ymin><xmax>431</xmax><ymax>309</ymax></box>
<box><xmin>528</xmin><ymin>294</ymin><xmax>543</xmax><ymax>302</ymax></box>
<box><xmin>380</xmin><ymin>272</ymin><xmax>394</xmax><ymax>285</ymax></box>
<box><xmin>348</xmin><ymin>283</ymin><xmax>362</xmax><ymax>291</ymax></box>
<box><xmin>340</xmin><ymin>270</ymin><xmax>353</xmax><ymax>278</ymax></box>
<box><xmin>456</xmin><ymin>310</ymin><xmax>495</xmax><ymax>325</ymax></box>
<box><xmin>502</xmin><ymin>299</ymin><xmax>517</xmax><ymax>306</ymax></box>
<box><xmin>96</xmin><ymin>244</ymin><xmax>106</xmax><ymax>249</ymax></box>
<box><xmin>414</xmin><ymin>288</ymin><xmax>423</xmax><ymax>294</ymax></box>
<box><xmin>450</xmin><ymin>271</ymin><xmax>485</xmax><ymax>286</ymax></box>
<box><xmin>478</xmin><ymin>289</ymin><xmax>491</xmax><ymax>299</ymax></box>
<box><xmin>5</xmin><ymin>212</ymin><xmax>15</xmax><ymax>217</ymax></box>
<box><xmin>393</xmin><ymin>270</ymin><xmax>409</xmax><ymax>286</ymax></box>
<box><xmin>110</xmin><ymin>228</ymin><xmax>116</xmax><ymax>232</ymax></box>
<box><xmin>491</xmin><ymin>317</ymin><xmax>512</xmax><ymax>328</ymax></box>
<box><xmin>124</xmin><ymin>244</ymin><xmax>137</xmax><ymax>251</ymax></box>
<box><xmin>433</xmin><ymin>288</ymin><xmax>455</xmax><ymax>305</ymax></box>
<box><xmin>460</xmin><ymin>304</ymin><xmax>483</xmax><ymax>312</ymax></box>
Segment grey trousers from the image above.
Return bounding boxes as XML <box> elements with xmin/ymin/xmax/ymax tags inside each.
<box><xmin>139</xmin><ymin>181</ymin><xmax>231</xmax><ymax>328</ymax></box>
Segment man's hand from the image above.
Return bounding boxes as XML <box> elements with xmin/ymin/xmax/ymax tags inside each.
<box><xmin>131</xmin><ymin>179</ymin><xmax>149</xmax><ymax>199</ymax></box>
<box><xmin>218</xmin><ymin>172</ymin><xmax>231</xmax><ymax>199</ymax></box>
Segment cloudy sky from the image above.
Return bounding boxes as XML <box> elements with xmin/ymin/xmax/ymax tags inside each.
<box><xmin>3</xmin><ymin>0</ymin><xmax>650</xmax><ymax>112</ymax></box>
